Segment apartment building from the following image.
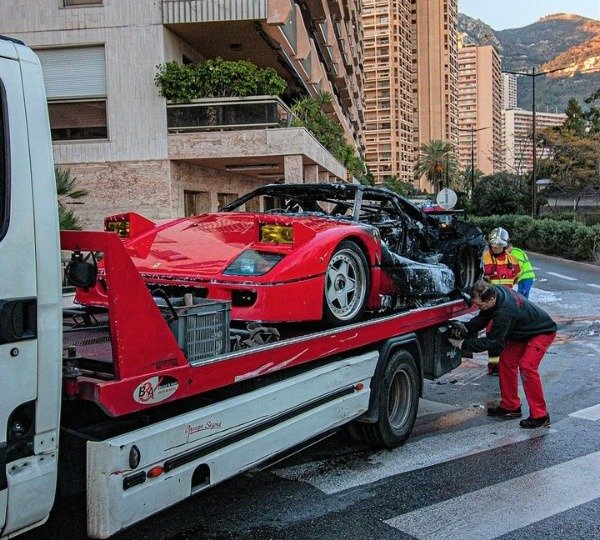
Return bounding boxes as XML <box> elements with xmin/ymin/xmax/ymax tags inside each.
<box><xmin>411</xmin><ymin>0</ymin><xmax>459</xmax><ymax>191</ymax></box>
<box><xmin>502</xmin><ymin>73</ymin><xmax>517</xmax><ymax>110</ymax></box>
<box><xmin>362</xmin><ymin>0</ymin><xmax>413</xmax><ymax>184</ymax></box>
<box><xmin>504</xmin><ymin>109</ymin><xmax>567</xmax><ymax>174</ymax></box>
<box><xmin>2</xmin><ymin>0</ymin><xmax>364</xmax><ymax>228</ymax></box>
<box><xmin>456</xmin><ymin>43</ymin><xmax>502</xmax><ymax>175</ymax></box>
<box><xmin>361</xmin><ymin>0</ymin><xmax>459</xmax><ymax>190</ymax></box>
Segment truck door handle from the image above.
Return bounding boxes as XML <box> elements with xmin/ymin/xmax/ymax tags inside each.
<box><xmin>0</xmin><ymin>298</ymin><xmax>37</xmax><ymax>344</ymax></box>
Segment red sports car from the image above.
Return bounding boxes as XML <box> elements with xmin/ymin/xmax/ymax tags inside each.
<box><xmin>75</xmin><ymin>184</ymin><xmax>485</xmax><ymax>325</ymax></box>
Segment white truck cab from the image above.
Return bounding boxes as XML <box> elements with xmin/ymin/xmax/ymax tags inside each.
<box><xmin>0</xmin><ymin>36</ymin><xmax>62</xmax><ymax>536</ymax></box>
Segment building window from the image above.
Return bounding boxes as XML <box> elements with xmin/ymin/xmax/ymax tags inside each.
<box><xmin>217</xmin><ymin>192</ymin><xmax>238</xmax><ymax>210</ymax></box>
<box><xmin>49</xmin><ymin>100</ymin><xmax>107</xmax><ymax>140</ymax></box>
<box><xmin>64</xmin><ymin>0</ymin><xmax>102</xmax><ymax>5</ymax></box>
<box><xmin>37</xmin><ymin>46</ymin><xmax>108</xmax><ymax>142</ymax></box>
<box><xmin>184</xmin><ymin>191</ymin><xmax>210</xmax><ymax>216</ymax></box>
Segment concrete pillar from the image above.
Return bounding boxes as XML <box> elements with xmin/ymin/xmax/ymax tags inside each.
<box><xmin>304</xmin><ymin>164</ymin><xmax>319</xmax><ymax>183</ymax></box>
<box><xmin>319</xmin><ymin>170</ymin><xmax>330</xmax><ymax>184</ymax></box>
<box><xmin>284</xmin><ymin>154</ymin><xmax>304</xmax><ymax>184</ymax></box>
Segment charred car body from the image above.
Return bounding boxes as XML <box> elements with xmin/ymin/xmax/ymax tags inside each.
<box><xmin>76</xmin><ymin>184</ymin><xmax>486</xmax><ymax>325</ymax></box>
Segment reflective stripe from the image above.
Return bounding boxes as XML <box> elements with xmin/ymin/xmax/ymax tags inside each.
<box><xmin>483</xmin><ymin>250</ymin><xmax>520</xmax><ymax>285</ymax></box>
<box><xmin>510</xmin><ymin>247</ymin><xmax>535</xmax><ymax>281</ymax></box>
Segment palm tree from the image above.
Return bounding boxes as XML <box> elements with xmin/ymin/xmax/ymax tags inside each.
<box><xmin>55</xmin><ymin>167</ymin><xmax>88</xmax><ymax>229</ymax></box>
<box><xmin>413</xmin><ymin>140</ymin><xmax>458</xmax><ymax>193</ymax></box>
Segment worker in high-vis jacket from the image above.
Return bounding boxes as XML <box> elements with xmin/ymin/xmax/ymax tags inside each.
<box><xmin>482</xmin><ymin>227</ymin><xmax>520</xmax><ymax>374</ymax></box>
<box><xmin>508</xmin><ymin>241</ymin><xmax>535</xmax><ymax>298</ymax></box>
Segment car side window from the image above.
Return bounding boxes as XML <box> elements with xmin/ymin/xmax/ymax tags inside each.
<box><xmin>0</xmin><ymin>78</ymin><xmax>8</xmax><ymax>241</ymax></box>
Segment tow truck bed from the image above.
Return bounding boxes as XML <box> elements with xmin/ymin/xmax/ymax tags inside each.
<box><xmin>61</xmin><ymin>230</ymin><xmax>472</xmax><ymax>417</ymax></box>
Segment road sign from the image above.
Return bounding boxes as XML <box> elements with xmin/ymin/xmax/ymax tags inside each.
<box><xmin>436</xmin><ymin>188</ymin><xmax>457</xmax><ymax>210</ymax></box>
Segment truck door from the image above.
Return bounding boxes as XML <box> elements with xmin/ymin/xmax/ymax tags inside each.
<box><xmin>0</xmin><ymin>40</ymin><xmax>61</xmax><ymax>536</ymax></box>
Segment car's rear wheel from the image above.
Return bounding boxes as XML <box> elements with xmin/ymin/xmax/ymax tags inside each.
<box><xmin>455</xmin><ymin>245</ymin><xmax>480</xmax><ymax>288</ymax></box>
<box><xmin>323</xmin><ymin>241</ymin><xmax>369</xmax><ymax>325</ymax></box>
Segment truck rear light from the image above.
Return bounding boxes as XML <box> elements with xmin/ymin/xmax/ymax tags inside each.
<box><xmin>129</xmin><ymin>445</ymin><xmax>141</xmax><ymax>469</ymax></box>
<box><xmin>147</xmin><ymin>466</ymin><xmax>164</xmax><ymax>479</ymax></box>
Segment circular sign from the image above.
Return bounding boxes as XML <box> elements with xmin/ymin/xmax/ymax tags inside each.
<box><xmin>436</xmin><ymin>188</ymin><xmax>458</xmax><ymax>210</ymax></box>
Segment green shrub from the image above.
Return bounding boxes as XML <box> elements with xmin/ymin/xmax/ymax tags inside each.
<box><xmin>155</xmin><ymin>58</ymin><xmax>286</xmax><ymax>103</ymax></box>
<box><xmin>470</xmin><ymin>214</ymin><xmax>600</xmax><ymax>263</ymax></box>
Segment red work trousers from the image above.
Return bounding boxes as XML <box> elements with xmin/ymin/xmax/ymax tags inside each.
<box><xmin>498</xmin><ymin>332</ymin><xmax>556</xmax><ymax>418</ymax></box>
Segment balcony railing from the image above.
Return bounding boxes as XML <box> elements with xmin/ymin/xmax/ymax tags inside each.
<box><xmin>162</xmin><ymin>0</ymin><xmax>267</xmax><ymax>24</ymax></box>
<box><xmin>167</xmin><ymin>96</ymin><xmax>295</xmax><ymax>133</ymax></box>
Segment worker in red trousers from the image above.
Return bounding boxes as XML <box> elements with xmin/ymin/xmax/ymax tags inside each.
<box><xmin>448</xmin><ymin>280</ymin><xmax>557</xmax><ymax>429</ymax></box>
<box><xmin>481</xmin><ymin>227</ymin><xmax>520</xmax><ymax>374</ymax></box>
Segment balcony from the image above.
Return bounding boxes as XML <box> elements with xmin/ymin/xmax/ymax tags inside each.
<box><xmin>166</xmin><ymin>96</ymin><xmax>346</xmax><ymax>184</ymax></box>
<box><xmin>167</xmin><ymin>96</ymin><xmax>293</xmax><ymax>132</ymax></box>
<box><xmin>162</xmin><ymin>0</ymin><xmax>267</xmax><ymax>23</ymax></box>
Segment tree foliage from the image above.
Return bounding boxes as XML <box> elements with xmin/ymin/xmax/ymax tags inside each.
<box><xmin>413</xmin><ymin>140</ymin><xmax>458</xmax><ymax>193</ymax></box>
<box><xmin>291</xmin><ymin>92</ymin><xmax>368</xmax><ymax>183</ymax></box>
<box><xmin>155</xmin><ymin>59</ymin><xmax>286</xmax><ymax>103</ymax></box>
<box><xmin>471</xmin><ymin>172</ymin><xmax>530</xmax><ymax>216</ymax></box>
<box><xmin>537</xmin><ymin>88</ymin><xmax>600</xmax><ymax>211</ymax></box>
<box><xmin>382</xmin><ymin>175</ymin><xmax>421</xmax><ymax>197</ymax></box>
<box><xmin>56</xmin><ymin>167</ymin><xmax>87</xmax><ymax>230</ymax></box>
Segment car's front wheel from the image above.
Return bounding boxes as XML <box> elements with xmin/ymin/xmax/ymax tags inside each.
<box><xmin>323</xmin><ymin>241</ymin><xmax>369</xmax><ymax>325</ymax></box>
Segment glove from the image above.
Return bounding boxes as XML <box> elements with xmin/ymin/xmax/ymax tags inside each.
<box><xmin>448</xmin><ymin>338</ymin><xmax>464</xmax><ymax>349</ymax></box>
<box><xmin>448</xmin><ymin>321</ymin><xmax>468</xmax><ymax>339</ymax></box>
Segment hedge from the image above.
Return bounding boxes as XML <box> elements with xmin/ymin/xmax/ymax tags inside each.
<box><xmin>470</xmin><ymin>215</ymin><xmax>600</xmax><ymax>264</ymax></box>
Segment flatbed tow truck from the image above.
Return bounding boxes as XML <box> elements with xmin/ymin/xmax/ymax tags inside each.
<box><xmin>0</xmin><ymin>37</ymin><xmax>472</xmax><ymax>538</ymax></box>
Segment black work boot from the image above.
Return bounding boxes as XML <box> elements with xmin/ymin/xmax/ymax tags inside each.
<box><xmin>519</xmin><ymin>415</ymin><xmax>550</xmax><ymax>429</ymax></box>
<box><xmin>487</xmin><ymin>405</ymin><xmax>522</xmax><ymax>418</ymax></box>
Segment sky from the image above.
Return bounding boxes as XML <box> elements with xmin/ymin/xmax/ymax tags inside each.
<box><xmin>459</xmin><ymin>0</ymin><xmax>600</xmax><ymax>30</ymax></box>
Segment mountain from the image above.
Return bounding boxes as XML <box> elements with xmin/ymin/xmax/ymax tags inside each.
<box><xmin>458</xmin><ymin>13</ymin><xmax>600</xmax><ymax>112</ymax></box>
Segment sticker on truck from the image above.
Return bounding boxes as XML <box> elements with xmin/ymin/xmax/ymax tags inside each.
<box><xmin>134</xmin><ymin>376</ymin><xmax>179</xmax><ymax>404</ymax></box>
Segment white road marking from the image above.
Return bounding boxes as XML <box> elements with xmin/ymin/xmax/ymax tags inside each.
<box><xmin>570</xmin><ymin>403</ymin><xmax>600</xmax><ymax>421</ymax></box>
<box><xmin>546</xmin><ymin>271</ymin><xmax>577</xmax><ymax>281</ymax></box>
<box><xmin>587</xmin><ymin>283</ymin><xmax>600</xmax><ymax>290</ymax></box>
<box><xmin>384</xmin><ymin>450</ymin><xmax>600</xmax><ymax>540</ymax></box>
<box><xmin>275</xmin><ymin>419</ymin><xmax>553</xmax><ymax>494</ymax></box>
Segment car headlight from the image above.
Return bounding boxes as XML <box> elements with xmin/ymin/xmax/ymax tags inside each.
<box><xmin>223</xmin><ymin>250</ymin><xmax>285</xmax><ymax>276</ymax></box>
<box><xmin>260</xmin><ymin>224</ymin><xmax>293</xmax><ymax>244</ymax></box>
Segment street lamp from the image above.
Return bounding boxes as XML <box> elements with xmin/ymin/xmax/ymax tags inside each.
<box><xmin>503</xmin><ymin>67</ymin><xmax>564</xmax><ymax>217</ymax></box>
<box><xmin>457</xmin><ymin>125</ymin><xmax>491</xmax><ymax>199</ymax></box>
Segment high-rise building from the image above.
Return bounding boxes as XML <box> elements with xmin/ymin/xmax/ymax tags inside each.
<box><xmin>362</xmin><ymin>1</ymin><xmax>414</xmax><ymax>184</ymax></box>
<box><xmin>504</xmin><ymin>109</ymin><xmax>567</xmax><ymax>174</ymax></box>
<box><xmin>502</xmin><ymin>73</ymin><xmax>518</xmax><ymax>110</ymax></box>
<box><xmin>457</xmin><ymin>43</ymin><xmax>503</xmax><ymax>175</ymax></box>
<box><xmin>1</xmin><ymin>0</ymin><xmax>364</xmax><ymax>228</ymax></box>
<box><xmin>411</xmin><ymin>0</ymin><xmax>459</xmax><ymax>191</ymax></box>
<box><xmin>361</xmin><ymin>0</ymin><xmax>459</xmax><ymax>191</ymax></box>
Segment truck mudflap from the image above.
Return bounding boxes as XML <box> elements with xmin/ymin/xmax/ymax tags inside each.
<box><xmin>85</xmin><ymin>351</ymin><xmax>377</xmax><ymax>538</ymax></box>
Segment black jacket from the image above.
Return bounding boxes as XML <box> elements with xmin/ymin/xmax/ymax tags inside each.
<box><xmin>463</xmin><ymin>286</ymin><xmax>557</xmax><ymax>356</ymax></box>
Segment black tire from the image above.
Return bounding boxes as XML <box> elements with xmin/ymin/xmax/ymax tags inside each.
<box><xmin>352</xmin><ymin>350</ymin><xmax>419</xmax><ymax>449</ymax></box>
<box><xmin>323</xmin><ymin>241</ymin><xmax>370</xmax><ymax>326</ymax></box>
<box><xmin>455</xmin><ymin>244</ymin><xmax>479</xmax><ymax>288</ymax></box>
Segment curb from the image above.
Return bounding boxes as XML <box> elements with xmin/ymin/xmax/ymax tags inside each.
<box><xmin>528</xmin><ymin>251</ymin><xmax>600</xmax><ymax>272</ymax></box>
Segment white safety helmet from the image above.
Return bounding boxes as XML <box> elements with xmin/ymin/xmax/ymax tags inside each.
<box><xmin>488</xmin><ymin>227</ymin><xmax>510</xmax><ymax>248</ymax></box>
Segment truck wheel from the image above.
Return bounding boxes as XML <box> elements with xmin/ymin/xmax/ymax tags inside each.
<box><xmin>354</xmin><ymin>350</ymin><xmax>419</xmax><ymax>449</ymax></box>
<box><xmin>323</xmin><ymin>241</ymin><xmax>369</xmax><ymax>326</ymax></box>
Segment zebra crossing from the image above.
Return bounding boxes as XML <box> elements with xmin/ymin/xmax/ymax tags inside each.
<box><xmin>274</xmin><ymin>399</ymin><xmax>600</xmax><ymax>539</ymax></box>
